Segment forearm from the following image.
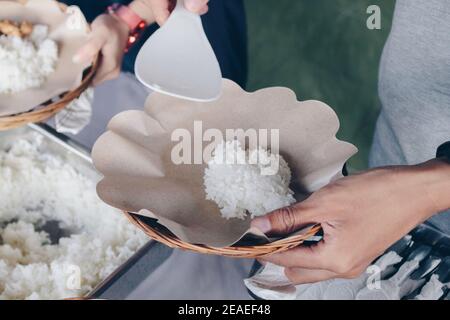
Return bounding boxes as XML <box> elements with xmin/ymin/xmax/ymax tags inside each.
<box><xmin>414</xmin><ymin>158</ymin><xmax>450</xmax><ymax>217</ymax></box>
<box><xmin>129</xmin><ymin>0</ymin><xmax>156</xmax><ymax>24</ymax></box>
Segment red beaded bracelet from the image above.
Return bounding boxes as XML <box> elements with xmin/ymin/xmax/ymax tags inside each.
<box><xmin>107</xmin><ymin>3</ymin><xmax>148</xmax><ymax>52</ymax></box>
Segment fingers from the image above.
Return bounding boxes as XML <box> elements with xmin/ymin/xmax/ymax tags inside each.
<box><xmin>263</xmin><ymin>239</ymin><xmax>374</xmax><ymax>281</ymax></box>
<box><xmin>73</xmin><ymin>34</ymin><xmax>106</xmax><ymax>65</ymax></box>
<box><xmin>149</xmin><ymin>0</ymin><xmax>172</xmax><ymax>25</ymax></box>
<box><xmin>149</xmin><ymin>0</ymin><xmax>209</xmax><ymax>26</ymax></box>
<box><xmin>92</xmin><ymin>40</ymin><xmax>124</xmax><ymax>86</ymax></box>
<box><xmin>251</xmin><ymin>202</ymin><xmax>317</xmax><ymax>236</ymax></box>
<box><xmin>286</xmin><ymin>264</ymin><xmax>369</xmax><ymax>284</ymax></box>
<box><xmin>196</xmin><ymin>5</ymin><xmax>209</xmax><ymax>15</ymax></box>
<box><xmin>184</xmin><ymin>0</ymin><xmax>209</xmax><ymax>14</ymax></box>
<box><xmin>284</xmin><ymin>267</ymin><xmax>337</xmax><ymax>285</ymax></box>
<box><xmin>79</xmin><ymin>15</ymin><xmax>128</xmax><ymax>86</ymax></box>
<box><xmin>92</xmin><ymin>57</ymin><xmax>121</xmax><ymax>86</ymax></box>
<box><xmin>72</xmin><ymin>15</ymin><xmax>125</xmax><ymax>86</ymax></box>
<box><xmin>261</xmin><ymin>242</ymin><xmax>330</xmax><ymax>270</ymax></box>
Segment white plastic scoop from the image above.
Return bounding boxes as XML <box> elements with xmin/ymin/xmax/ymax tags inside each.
<box><xmin>135</xmin><ymin>0</ymin><xmax>222</xmax><ymax>102</ymax></box>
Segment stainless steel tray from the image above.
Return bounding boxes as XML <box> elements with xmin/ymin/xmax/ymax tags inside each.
<box><xmin>0</xmin><ymin>124</ymin><xmax>173</xmax><ymax>300</ymax></box>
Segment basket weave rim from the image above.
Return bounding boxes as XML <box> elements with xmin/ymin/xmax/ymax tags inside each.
<box><xmin>123</xmin><ymin>211</ymin><xmax>321</xmax><ymax>258</ymax></box>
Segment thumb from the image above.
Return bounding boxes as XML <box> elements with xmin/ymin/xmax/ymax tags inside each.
<box><xmin>251</xmin><ymin>202</ymin><xmax>316</xmax><ymax>236</ymax></box>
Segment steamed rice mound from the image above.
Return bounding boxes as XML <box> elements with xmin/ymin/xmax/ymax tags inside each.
<box><xmin>204</xmin><ymin>140</ymin><xmax>296</xmax><ymax>219</ymax></box>
<box><xmin>0</xmin><ymin>24</ymin><xmax>58</xmax><ymax>94</ymax></box>
<box><xmin>0</xmin><ymin>134</ymin><xmax>147</xmax><ymax>300</ymax></box>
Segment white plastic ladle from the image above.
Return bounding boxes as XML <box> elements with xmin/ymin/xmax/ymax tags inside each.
<box><xmin>135</xmin><ymin>0</ymin><xmax>222</xmax><ymax>102</ymax></box>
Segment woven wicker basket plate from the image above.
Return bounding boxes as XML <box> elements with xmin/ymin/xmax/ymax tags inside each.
<box><xmin>124</xmin><ymin>211</ymin><xmax>322</xmax><ymax>258</ymax></box>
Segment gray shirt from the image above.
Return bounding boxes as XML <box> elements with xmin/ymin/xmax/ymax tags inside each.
<box><xmin>370</xmin><ymin>0</ymin><xmax>450</xmax><ymax>234</ymax></box>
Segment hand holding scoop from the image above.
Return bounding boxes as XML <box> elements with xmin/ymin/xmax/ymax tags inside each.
<box><xmin>135</xmin><ymin>0</ymin><xmax>222</xmax><ymax>102</ymax></box>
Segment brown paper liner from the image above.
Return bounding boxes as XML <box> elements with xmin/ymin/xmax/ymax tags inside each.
<box><xmin>92</xmin><ymin>79</ymin><xmax>357</xmax><ymax>248</ymax></box>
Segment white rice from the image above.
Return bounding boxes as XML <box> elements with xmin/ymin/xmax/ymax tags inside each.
<box><xmin>204</xmin><ymin>140</ymin><xmax>296</xmax><ymax>219</ymax></box>
<box><xmin>0</xmin><ymin>24</ymin><xmax>58</xmax><ymax>94</ymax></box>
<box><xmin>0</xmin><ymin>133</ymin><xmax>147</xmax><ymax>300</ymax></box>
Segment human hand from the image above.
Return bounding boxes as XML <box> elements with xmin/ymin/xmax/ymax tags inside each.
<box><xmin>72</xmin><ymin>1</ymin><xmax>210</xmax><ymax>86</ymax></box>
<box><xmin>73</xmin><ymin>14</ymin><xmax>130</xmax><ymax>86</ymax></box>
<box><xmin>251</xmin><ymin>160</ymin><xmax>450</xmax><ymax>284</ymax></box>
<box><xmin>137</xmin><ymin>0</ymin><xmax>209</xmax><ymax>26</ymax></box>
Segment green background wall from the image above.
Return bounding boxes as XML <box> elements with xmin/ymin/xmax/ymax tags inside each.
<box><xmin>244</xmin><ymin>0</ymin><xmax>395</xmax><ymax>169</ymax></box>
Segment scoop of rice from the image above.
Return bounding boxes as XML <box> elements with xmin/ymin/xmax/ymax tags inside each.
<box><xmin>204</xmin><ymin>140</ymin><xmax>296</xmax><ymax>219</ymax></box>
<box><xmin>0</xmin><ymin>24</ymin><xmax>58</xmax><ymax>94</ymax></box>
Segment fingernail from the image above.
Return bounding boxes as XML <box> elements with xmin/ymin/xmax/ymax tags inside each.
<box><xmin>184</xmin><ymin>0</ymin><xmax>203</xmax><ymax>12</ymax></box>
<box><xmin>251</xmin><ymin>217</ymin><xmax>271</xmax><ymax>234</ymax></box>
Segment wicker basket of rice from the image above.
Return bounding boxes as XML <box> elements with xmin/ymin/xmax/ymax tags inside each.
<box><xmin>0</xmin><ymin>0</ymin><xmax>98</xmax><ymax>130</ymax></box>
<box><xmin>92</xmin><ymin>80</ymin><xmax>358</xmax><ymax>258</ymax></box>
